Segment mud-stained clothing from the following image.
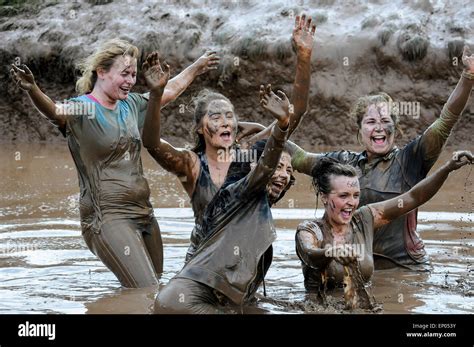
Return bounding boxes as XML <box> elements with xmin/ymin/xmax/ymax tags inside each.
<box><xmin>295</xmin><ymin>206</ymin><xmax>375</xmax><ymax>291</ymax></box>
<box><xmin>186</xmin><ymin>153</ymin><xmax>219</xmax><ymax>261</ymax></box>
<box><xmin>59</xmin><ymin>93</ymin><xmax>163</xmax><ymax>287</ymax></box>
<box><xmin>155</xmin><ymin>125</ymin><xmax>288</xmax><ymax>313</ymax></box>
<box><xmin>290</xmin><ymin>106</ymin><xmax>459</xmax><ymax>267</ymax></box>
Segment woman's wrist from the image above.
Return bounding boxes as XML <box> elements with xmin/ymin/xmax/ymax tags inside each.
<box><xmin>461</xmin><ymin>70</ymin><xmax>474</xmax><ymax>80</ymax></box>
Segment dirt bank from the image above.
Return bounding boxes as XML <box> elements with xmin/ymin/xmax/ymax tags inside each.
<box><xmin>0</xmin><ymin>0</ymin><xmax>472</xmax><ymax>148</ymax></box>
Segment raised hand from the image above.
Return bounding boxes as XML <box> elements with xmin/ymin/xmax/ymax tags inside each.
<box><xmin>142</xmin><ymin>51</ymin><xmax>170</xmax><ymax>94</ymax></box>
<box><xmin>10</xmin><ymin>64</ymin><xmax>36</xmax><ymax>91</ymax></box>
<box><xmin>292</xmin><ymin>14</ymin><xmax>316</xmax><ymax>55</ymax></box>
<box><xmin>259</xmin><ymin>84</ymin><xmax>291</xmax><ymax>128</ymax></box>
<box><xmin>446</xmin><ymin>150</ymin><xmax>473</xmax><ymax>171</ymax></box>
<box><xmin>193</xmin><ymin>50</ymin><xmax>220</xmax><ymax>76</ymax></box>
<box><xmin>462</xmin><ymin>46</ymin><xmax>474</xmax><ymax>73</ymax></box>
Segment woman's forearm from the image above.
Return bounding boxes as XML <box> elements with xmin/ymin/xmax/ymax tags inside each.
<box><xmin>142</xmin><ymin>91</ymin><xmax>163</xmax><ymax>149</ymax></box>
<box><xmin>28</xmin><ymin>85</ymin><xmax>66</xmax><ymax>127</ymax></box>
<box><xmin>289</xmin><ymin>51</ymin><xmax>312</xmax><ymax>137</ymax></box>
<box><xmin>161</xmin><ymin>64</ymin><xmax>199</xmax><ymax>107</ymax></box>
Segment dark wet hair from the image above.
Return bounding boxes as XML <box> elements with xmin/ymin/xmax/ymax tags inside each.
<box><xmin>311</xmin><ymin>157</ymin><xmax>357</xmax><ymax>195</ymax></box>
<box><xmin>190</xmin><ymin>89</ymin><xmax>234</xmax><ymax>153</ymax></box>
<box><xmin>223</xmin><ymin>140</ymin><xmax>295</xmax><ymax>204</ymax></box>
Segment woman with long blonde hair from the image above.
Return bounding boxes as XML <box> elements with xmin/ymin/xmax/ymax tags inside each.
<box><xmin>10</xmin><ymin>38</ymin><xmax>219</xmax><ymax>288</ymax></box>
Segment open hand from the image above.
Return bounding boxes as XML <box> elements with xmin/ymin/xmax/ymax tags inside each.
<box><xmin>142</xmin><ymin>51</ymin><xmax>170</xmax><ymax>94</ymax></box>
<box><xmin>259</xmin><ymin>84</ymin><xmax>291</xmax><ymax>128</ymax></box>
<box><xmin>193</xmin><ymin>50</ymin><xmax>220</xmax><ymax>76</ymax></box>
<box><xmin>447</xmin><ymin>150</ymin><xmax>473</xmax><ymax>171</ymax></box>
<box><xmin>292</xmin><ymin>14</ymin><xmax>316</xmax><ymax>55</ymax></box>
<box><xmin>10</xmin><ymin>64</ymin><xmax>36</xmax><ymax>91</ymax></box>
<box><xmin>462</xmin><ymin>46</ymin><xmax>474</xmax><ymax>73</ymax></box>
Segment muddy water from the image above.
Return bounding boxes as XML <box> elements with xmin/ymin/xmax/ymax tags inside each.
<box><xmin>0</xmin><ymin>144</ymin><xmax>472</xmax><ymax>314</ymax></box>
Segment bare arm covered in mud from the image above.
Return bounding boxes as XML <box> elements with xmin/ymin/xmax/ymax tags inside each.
<box><xmin>239</xmin><ymin>14</ymin><xmax>315</xmax><ymax>147</ymax></box>
<box><xmin>368</xmin><ymin>151</ymin><xmax>473</xmax><ymax>229</ymax></box>
<box><xmin>10</xmin><ymin>64</ymin><xmax>68</xmax><ymax>129</ymax></box>
<box><xmin>141</xmin><ymin>52</ymin><xmax>200</xmax><ymax>196</ymax></box>
<box><xmin>421</xmin><ymin>46</ymin><xmax>474</xmax><ymax>160</ymax></box>
<box><xmin>144</xmin><ymin>50</ymin><xmax>220</xmax><ymax>107</ymax></box>
<box><xmin>246</xmin><ymin>86</ymin><xmax>290</xmax><ymax>191</ymax></box>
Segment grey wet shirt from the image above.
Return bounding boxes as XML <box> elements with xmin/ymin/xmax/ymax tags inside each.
<box><xmin>176</xmin><ymin>124</ymin><xmax>288</xmax><ymax>306</ymax></box>
<box><xmin>186</xmin><ymin>153</ymin><xmax>219</xmax><ymax>260</ymax></box>
<box><xmin>290</xmin><ymin>106</ymin><xmax>460</xmax><ymax>266</ymax></box>
<box><xmin>296</xmin><ymin>206</ymin><xmax>375</xmax><ymax>291</ymax></box>
<box><xmin>60</xmin><ymin>93</ymin><xmax>153</xmax><ymax>233</ymax></box>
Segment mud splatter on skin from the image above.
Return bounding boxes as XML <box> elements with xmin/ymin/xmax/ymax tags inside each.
<box><xmin>343</xmin><ymin>261</ymin><xmax>380</xmax><ymax>311</ymax></box>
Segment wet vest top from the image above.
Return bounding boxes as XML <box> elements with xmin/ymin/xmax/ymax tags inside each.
<box><xmin>295</xmin><ymin>206</ymin><xmax>374</xmax><ymax>291</ymax></box>
<box><xmin>186</xmin><ymin>153</ymin><xmax>219</xmax><ymax>260</ymax></box>
<box><xmin>60</xmin><ymin>93</ymin><xmax>153</xmax><ymax>234</ymax></box>
<box><xmin>323</xmin><ymin>135</ymin><xmax>435</xmax><ymax>265</ymax></box>
<box><xmin>176</xmin><ymin>125</ymin><xmax>288</xmax><ymax>306</ymax></box>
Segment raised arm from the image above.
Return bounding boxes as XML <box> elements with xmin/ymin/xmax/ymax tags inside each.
<box><xmin>148</xmin><ymin>50</ymin><xmax>219</xmax><ymax>108</ymax></box>
<box><xmin>369</xmin><ymin>151</ymin><xmax>473</xmax><ymax>229</ymax></box>
<box><xmin>141</xmin><ymin>52</ymin><xmax>199</xmax><ymax>195</ymax></box>
<box><xmin>246</xmin><ymin>86</ymin><xmax>290</xmax><ymax>191</ymax></box>
<box><xmin>240</xmin><ymin>14</ymin><xmax>315</xmax><ymax>148</ymax></box>
<box><xmin>10</xmin><ymin>64</ymin><xmax>67</xmax><ymax>129</ymax></box>
<box><xmin>288</xmin><ymin>14</ymin><xmax>316</xmax><ymax>136</ymax></box>
<box><xmin>421</xmin><ymin>46</ymin><xmax>474</xmax><ymax>160</ymax></box>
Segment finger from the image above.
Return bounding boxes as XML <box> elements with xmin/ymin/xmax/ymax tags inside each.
<box><xmin>142</xmin><ymin>60</ymin><xmax>149</xmax><ymax>71</ymax></box>
<box><xmin>276</xmin><ymin>90</ymin><xmax>287</xmax><ymax>101</ymax></box>
<box><xmin>300</xmin><ymin>14</ymin><xmax>306</xmax><ymax>30</ymax></box>
<box><xmin>163</xmin><ymin>62</ymin><xmax>171</xmax><ymax>75</ymax></box>
<box><xmin>266</xmin><ymin>84</ymin><xmax>272</xmax><ymax>94</ymax></box>
<box><xmin>295</xmin><ymin>15</ymin><xmax>300</xmax><ymax>29</ymax></box>
<box><xmin>306</xmin><ymin>17</ymin><xmax>312</xmax><ymax>31</ymax></box>
<box><xmin>259</xmin><ymin>84</ymin><xmax>266</xmax><ymax>99</ymax></box>
<box><xmin>311</xmin><ymin>24</ymin><xmax>316</xmax><ymax>36</ymax></box>
<box><xmin>22</xmin><ymin>64</ymin><xmax>32</xmax><ymax>75</ymax></box>
<box><xmin>270</xmin><ymin>90</ymin><xmax>281</xmax><ymax>101</ymax></box>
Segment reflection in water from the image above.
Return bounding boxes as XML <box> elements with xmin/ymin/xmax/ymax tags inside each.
<box><xmin>0</xmin><ymin>145</ymin><xmax>472</xmax><ymax>314</ymax></box>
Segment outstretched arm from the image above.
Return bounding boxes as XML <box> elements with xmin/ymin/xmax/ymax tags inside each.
<box><xmin>288</xmin><ymin>14</ymin><xmax>316</xmax><ymax>137</ymax></box>
<box><xmin>241</xmin><ymin>14</ymin><xmax>316</xmax><ymax>147</ymax></box>
<box><xmin>10</xmin><ymin>64</ymin><xmax>67</xmax><ymax>129</ymax></box>
<box><xmin>421</xmin><ymin>46</ymin><xmax>474</xmax><ymax>161</ymax></box>
<box><xmin>145</xmin><ymin>50</ymin><xmax>219</xmax><ymax>108</ymax></box>
<box><xmin>369</xmin><ymin>151</ymin><xmax>473</xmax><ymax>229</ymax></box>
<box><xmin>246</xmin><ymin>86</ymin><xmax>290</xmax><ymax>191</ymax></box>
<box><xmin>141</xmin><ymin>52</ymin><xmax>199</xmax><ymax>195</ymax></box>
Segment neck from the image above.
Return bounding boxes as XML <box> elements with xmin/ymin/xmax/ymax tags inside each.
<box><xmin>90</xmin><ymin>85</ymin><xmax>117</xmax><ymax>110</ymax></box>
<box><xmin>323</xmin><ymin>213</ymin><xmax>349</xmax><ymax>235</ymax></box>
<box><xmin>205</xmin><ymin>145</ymin><xmax>233</xmax><ymax>164</ymax></box>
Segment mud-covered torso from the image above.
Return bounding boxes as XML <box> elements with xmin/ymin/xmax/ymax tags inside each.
<box><xmin>186</xmin><ymin>153</ymin><xmax>219</xmax><ymax>260</ymax></box>
<box><xmin>63</xmin><ymin>93</ymin><xmax>152</xmax><ymax>233</ymax></box>
<box><xmin>324</xmin><ymin>136</ymin><xmax>437</xmax><ymax>265</ymax></box>
<box><xmin>296</xmin><ymin>206</ymin><xmax>375</xmax><ymax>291</ymax></box>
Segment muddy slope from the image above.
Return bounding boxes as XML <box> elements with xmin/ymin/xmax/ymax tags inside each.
<box><xmin>0</xmin><ymin>0</ymin><xmax>472</xmax><ymax>147</ymax></box>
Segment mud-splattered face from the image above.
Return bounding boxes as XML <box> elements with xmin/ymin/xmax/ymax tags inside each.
<box><xmin>267</xmin><ymin>152</ymin><xmax>293</xmax><ymax>203</ymax></box>
<box><xmin>97</xmin><ymin>55</ymin><xmax>137</xmax><ymax>101</ymax></box>
<box><xmin>200</xmin><ymin>99</ymin><xmax>237</xmax><ymax>150</ymax></box>
<box><xmin>322</xmin><ymin>175</ymin><xmax>360</xmax><ymax>226</ymax></box>
<box><xmin>359</xmin><ymin>102</ymin><xmax>395</xmax><ymax>157</ymax></box>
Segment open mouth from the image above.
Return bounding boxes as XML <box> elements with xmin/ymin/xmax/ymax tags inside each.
<box><xmin>371</xmin><ymin>135</ymin><xmax>386</xmax><ymax>145</ymax></box>
<box><xmin>341</xmin><ymin>208</ymin><xmax>353</xmax><ymax>219</ymax></box>
<box><xmin>271</xmin><ymin>181</ymin><xmax>285</xmax><ymax>192</ymax></box>
<box><xmin>120</xmin><ymin>86</ymin><xmax>131</xmax><ymax>94</ymax></box>
<box><xmin>220</xmin><ymin>130</ymin><xmax>232</xmax><ymax>141</ymax></box>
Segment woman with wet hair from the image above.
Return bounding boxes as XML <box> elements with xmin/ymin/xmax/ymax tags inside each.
<box><xmin>10</xmin><ymin>38</ymin><xmax>218</xmax><ymax>288</ymax></box>
<box><xmin>295</xmin><ymin>152</ymin><xmax>473</xmax><ymax>306</ymax></box>
<box><xmin>147</xmin><ymin>68</ymin><xmax>295</xmax><ymax>313</ymax></box>
<box><xmin>142</xmin><ymin>14</ymin><xmax>316</xmax><ymax>260</ymax></box>
<box><xmin>255</xmin><ymin>46</ymin><xmax>474</xmax><ymax>268</ymax></box>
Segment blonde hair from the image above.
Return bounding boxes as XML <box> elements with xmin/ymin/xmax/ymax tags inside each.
<box><xmin>75</xmin><ymin>38</ymin><xmax>139</xmax><ymax>94</ymax></box>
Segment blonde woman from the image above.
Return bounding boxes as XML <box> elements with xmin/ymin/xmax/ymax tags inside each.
<box><xmin>10</xmin><ymin>38</ymin><xmax>218</xmax><ymax>288</ymax></box>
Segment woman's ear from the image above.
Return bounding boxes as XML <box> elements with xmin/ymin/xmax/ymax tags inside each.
<box><xmin>321</xmin><ymin>193</ymin><xmax>328</xmax><ymax>206</ymax></box>
<box><xmin>197</xmin><ymin>126</ymin><xmax>203</xmax><ymax>135</ymax></box>
<box><xmin>96</xmin><ymin>67</ymin><xmax>106</xmax><ymax>80</ymax></box>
